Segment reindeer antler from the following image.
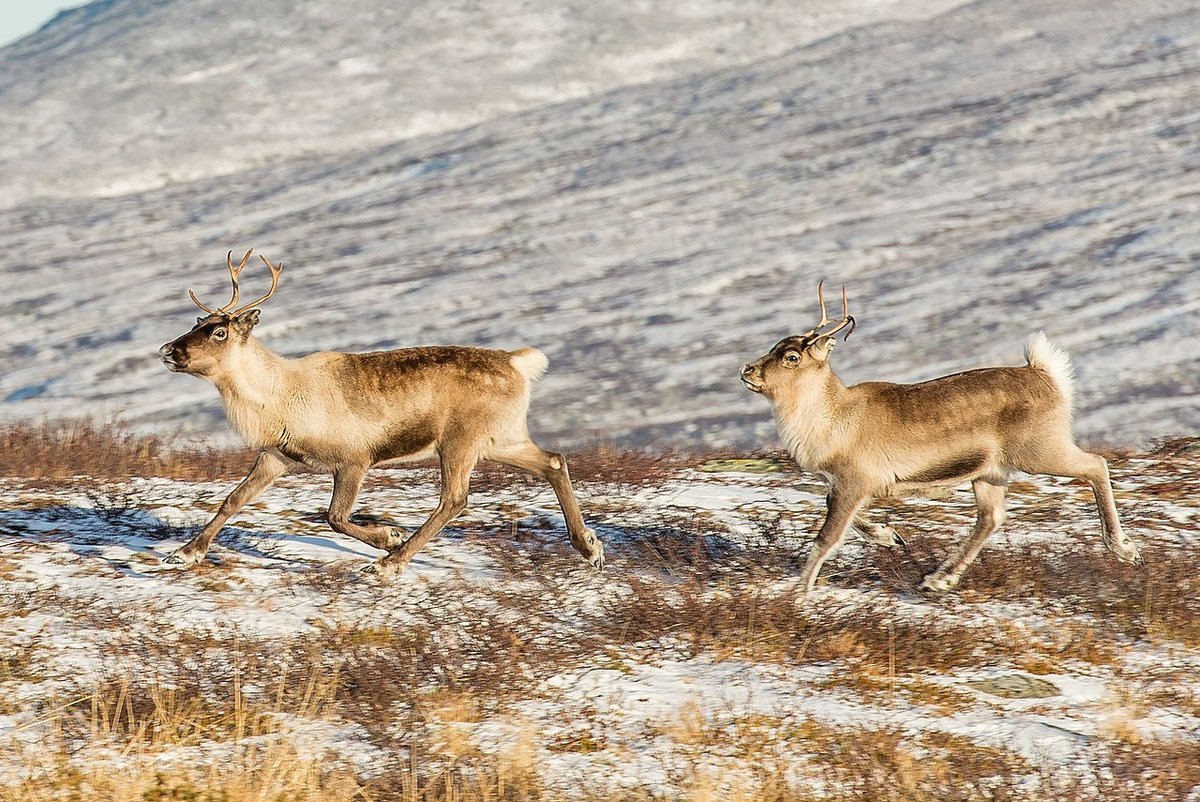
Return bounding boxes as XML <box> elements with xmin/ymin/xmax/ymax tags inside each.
<box><xmin>187</xmin><ymin>249</ymin><xmax>283</xmax><ymax>316</ymax></box>
<box><xmin>803</xmin><ymin>281</ymin><xmax>856</xmax><ymax>342</ymax></box>
<box><xmin>189</xmin><ymin>249</ymin><xmax>254</xmax><ymax>315</ymax></box>
<box><xmin>228</xmin><ymin>255</ymin><xmax>284</xmax><ymax>316</ymax></box>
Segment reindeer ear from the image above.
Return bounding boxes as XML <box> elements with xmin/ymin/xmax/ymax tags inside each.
<box><xmin>232</xmin><ymin>308</ymin><xmax>261</xmax><ymax>333</ymax></box>
<box><xmin>807</xmin><ymin>335</ymin><xmax>836</xmax><ymax>363</ymax></box>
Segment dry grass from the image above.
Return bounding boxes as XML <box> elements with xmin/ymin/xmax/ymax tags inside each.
<box><xmin>0</xmin><ymin>670</ymin><xmax>366</xmax><ymax>802</ymax></box>
<box><xmin>3</xmin><ymin>607</ymin><xmax>1198</xmax><ymax>802</ymax></box>
<box><xmin>599</xmin><ymin>575</ymin><xmax>1020</xmax><ymax>674</ymax></box>
<box><xmin>2</xmin><ymin>421</ymin><xmax>1198</xmax><ymax>801</ymax></box>
<box><xmin>0</xmin><ymin>418</ymin><xmax>255</xmax><ymax>480</ymax></box>
<box><xmin>948</xmin><ymin>543</ymin><xmax>1200</xmax><ymax>648</ymax></box>
<box><xmin>0</xmin><ymin>419</ymin><xmax>703</xmax><ymax>489</ymax></box>
<box><xmin>792</xmin><ymin>722</ymin><xmax>1030</xmax><ymax>802</ymax></box>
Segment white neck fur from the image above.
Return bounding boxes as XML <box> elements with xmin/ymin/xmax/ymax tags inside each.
<box><xmin>210</xmin><ymin>338</ymin><xmax>291</xmax><ymax>448</ymax></box>
<box><xmin>773</xmin><ymin>371</ymin><xmax>848</xmax><ymax>471</ymax></box>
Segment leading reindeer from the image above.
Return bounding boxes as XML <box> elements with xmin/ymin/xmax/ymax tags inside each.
<box><xmin>158</xmin><ymin>249</ymin><xmax>604</xmax><ymax>574</ymax></box>
<box><xmin>740</xmin><ymin>284</ymin><xmax>1142</xmax><ymax>598</ymax></box>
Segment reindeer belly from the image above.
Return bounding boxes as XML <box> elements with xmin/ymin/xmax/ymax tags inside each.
<box><xmin>274</xmin><ymin>427</ymin><xmax>341</xmax><ymax>468</ymax></box>
<box><xmin>880</xmin><ymin>451</ymin><xmax>994</xmax><ymax>497</ymax></box>
<box><xmin>371</xmin><ymin>415</ymin><xmax>440</xmax><ymax>465</ymax></box>
<box><xmin>900</xmin><ymin>452</ymin><xmax>990</xmax><ymax>484</ymax></box>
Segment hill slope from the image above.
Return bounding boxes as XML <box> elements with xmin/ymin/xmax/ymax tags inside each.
<box><xmin>0</xmin><ymin>0</ymin><xmax>964</xmax><ymax>202</ymax></box>
<box><xmin>0</xmin><ymin>0</ymin><xmax>1197</xmax><ymax>448</ymax></box>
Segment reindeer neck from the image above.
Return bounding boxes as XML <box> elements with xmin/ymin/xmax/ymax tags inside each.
<box><xmin>212</xmin><ymin>338</ymin><xmax>293</xmax><ymax>446</ymax></box>
<box><xmin>775</xmin><ymin>369</ymin><xmax>851</xmax><ymax>471</ymax></box>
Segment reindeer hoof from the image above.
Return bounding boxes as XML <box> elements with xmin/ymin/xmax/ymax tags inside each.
<box><xmin>384</xmin><ymin>527</ymin><xmax>408</xmax><ymax>550</ymax></box>
<box><xmin>918</xmin><ymin>573</ymin><xmax>958</xmax><ymax>596</ymax></box>
<box><xmin>362</xmin><ymin>558</ymin><xmax>406</xmax><ymax>578</ymax></box>
<box><xmin>580</xmin><ymin>528</ymin><xmax>605</xmax><ymax>571</ymax></box>
<box><xmin>872</xmin><ymin>525</ymin><xmax>906</xmax><ymax>548</ymax></box>
<box><xmin>163</xmin><ymin>549</ymin><xmax>203</xmax><ymax>567</ymax></box>
<box><xmin>1114</xmin><ymin>543</ymin><xmax>1144</xmax><ymax>567</ymax></box>
<box><xmin>854</xmin><ymin>522</ymin><xmax>905</xmax><ymax>549</ymax></box>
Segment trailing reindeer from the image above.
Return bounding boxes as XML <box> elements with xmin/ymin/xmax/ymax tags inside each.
<box><xmin>740</xmin><ymin>284</ymin><xmax>1142</xmax><ymax>597</ymax></box>
<box><xmin>158</xmin><ymin>249</ymin><xmax>604</xmax><ymax>574</ymax></box>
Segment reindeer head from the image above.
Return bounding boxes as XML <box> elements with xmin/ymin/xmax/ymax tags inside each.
<box><xmin>159</xmin><ymin>249</ymin><xmax>283</xmax><ymax>378</ymax></box>
<box><xmin>740</xmin><ymin>282</ymin><xmax>855</xmax><ymax>400</ymax></box>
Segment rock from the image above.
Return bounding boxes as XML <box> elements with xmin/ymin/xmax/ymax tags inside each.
<box><xmin>965</xmin><ymin>674</ymin><xmax>1061</xmax><ymax>699</ymax></box>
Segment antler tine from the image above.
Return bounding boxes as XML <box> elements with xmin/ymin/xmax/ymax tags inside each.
<box><xmin>216</xmin><ymin>249</ymin><xmax>254</xmax><ymax>313</ymax></box>
<box><xmin>803</xmin><ymin>281</ymin><xmax>856</xmax><ymax>342</ymax></box>
<box><xmin>228</xmin><ymin>254</ymin><xmax>284</xmax><ymax>316</ymax></box>
<box><xmin>220</xmin><ymin>251</ymin><xmax>240</xmax><ymax>313</ymax></box>
<box><xmin>841</xmin><ymin>285</ymin><xmax>856</xmax><ymax>339</ymax></box>
<box><xmin>188</xmin><ymin>248</ymin><xmax>255</xmax><ymax>316</ymax></box>
<box><xmin>820</xmin><ymin>285</ymin><xmax>856</xmax><ymax>341</ymax></box>
<box><xmin>801</xmin><ymin>280</ymin><xmax>833</xmax><ymax>337</ymax></box>
<box><xmin>187</xmin><ymin>288</ymin><xmax>219</xmax><ymax>315</ymax></box>
<box><xmin>815</xmin><ymin>280</ymin><xmax>832</xmax><ymax>330</ymax></box>
<box><xmin>231</xmin><ymin>248</ymin><xmax>253</xmax><ymax>275</ymax></box>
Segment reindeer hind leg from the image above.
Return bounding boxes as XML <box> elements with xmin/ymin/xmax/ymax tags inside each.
<box><xmin>1017</xmin><ymin>445</ymin><xmax>1141</xmax><ymax>565</ymax></box>
<box><xmin>486</xmin><ymin>440</ymin><xmax>604</xmax><ymax>569</ymax></box>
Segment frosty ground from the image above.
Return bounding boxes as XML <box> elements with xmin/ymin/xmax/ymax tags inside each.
<box><xmin>3</xmin><ymin>0</ymin><xmax>1199</xmax><ymax>450</ymax></box>
<box><xmin>0</xmin><ymin>439</ymin><xmax>1197</xmax><ymax>800</ymax></box>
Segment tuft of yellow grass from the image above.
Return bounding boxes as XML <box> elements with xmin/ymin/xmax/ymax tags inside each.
<box><xmin>0</xmin><ymin>669</ymin><xmax>366</xmax><ymax>802</ymax></box>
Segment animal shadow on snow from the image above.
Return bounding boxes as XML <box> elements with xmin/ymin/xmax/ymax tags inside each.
<box><xmin>0</xmin><ymin>501</ymin><xmax>355</xmax><ymax>574</ymax></box>
<box><xmin>0</xmin><ymin>498</ymin><xmax>912</xmax><ymax>586</ymax></box>
<box><xmin>599</xmin><ymin>513</ymin><xmax>937</xmax><ymax>594</ymax></box>
<box><xmin>582</xmin><ymin>521</ymin><xmax>748</xmax><ymax>581</ymax></box>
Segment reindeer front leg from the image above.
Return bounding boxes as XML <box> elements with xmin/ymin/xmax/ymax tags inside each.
<box><xmin>795</xmin><ymin>487</ymin><xmax>869</xmax><ymax>597</ymax></box>
<box><xmin>165</xmin><ymin>448</ymin><xmax>293</xmax><ymax>566</ymax></box>
<box><xmin>325</xmin><ymin>463</ymin><xmax>406</xmax><ymax>552</ymax></box>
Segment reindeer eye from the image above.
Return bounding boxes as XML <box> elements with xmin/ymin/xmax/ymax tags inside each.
<box><xmin>211</xmin><ymin>327</ymin><xmax>228</xmax><ymax>341</ymax></box>
<box><xmin>783</xmin><ymin>351</ymin><xmax>801</xmax><ymax>366</ymax></box>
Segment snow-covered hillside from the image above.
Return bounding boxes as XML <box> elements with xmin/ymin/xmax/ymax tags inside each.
<box><xmin>0</xmin><ymin>0</ymin><xmax>1197</xmax><ymax>449</ymax></box>
<box><xmin>0</xmin><ymin>0</ymin><xmax>965</xmax><ymax>202</ymax></box>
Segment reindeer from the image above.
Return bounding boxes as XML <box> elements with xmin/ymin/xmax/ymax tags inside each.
<box><xmin>158</xmin><ymin>249</ymin><xmax>604</xmax><ymax>574</ymax></box>
<box><xmin>739</xmin><ymin>284</ymin><xmax>1142</xmax><ymax>597</ymax></box>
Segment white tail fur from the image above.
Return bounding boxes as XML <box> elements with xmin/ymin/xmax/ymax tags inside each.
<box><xmin>510</xmin><ymin>347</ymin><xmax>549</xmax><ymax>382</ymax></box>
<box><xmin>1024</xmin><ymin>331</ymin><xmax>1075</xmax><ymax>411</ymax></box>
